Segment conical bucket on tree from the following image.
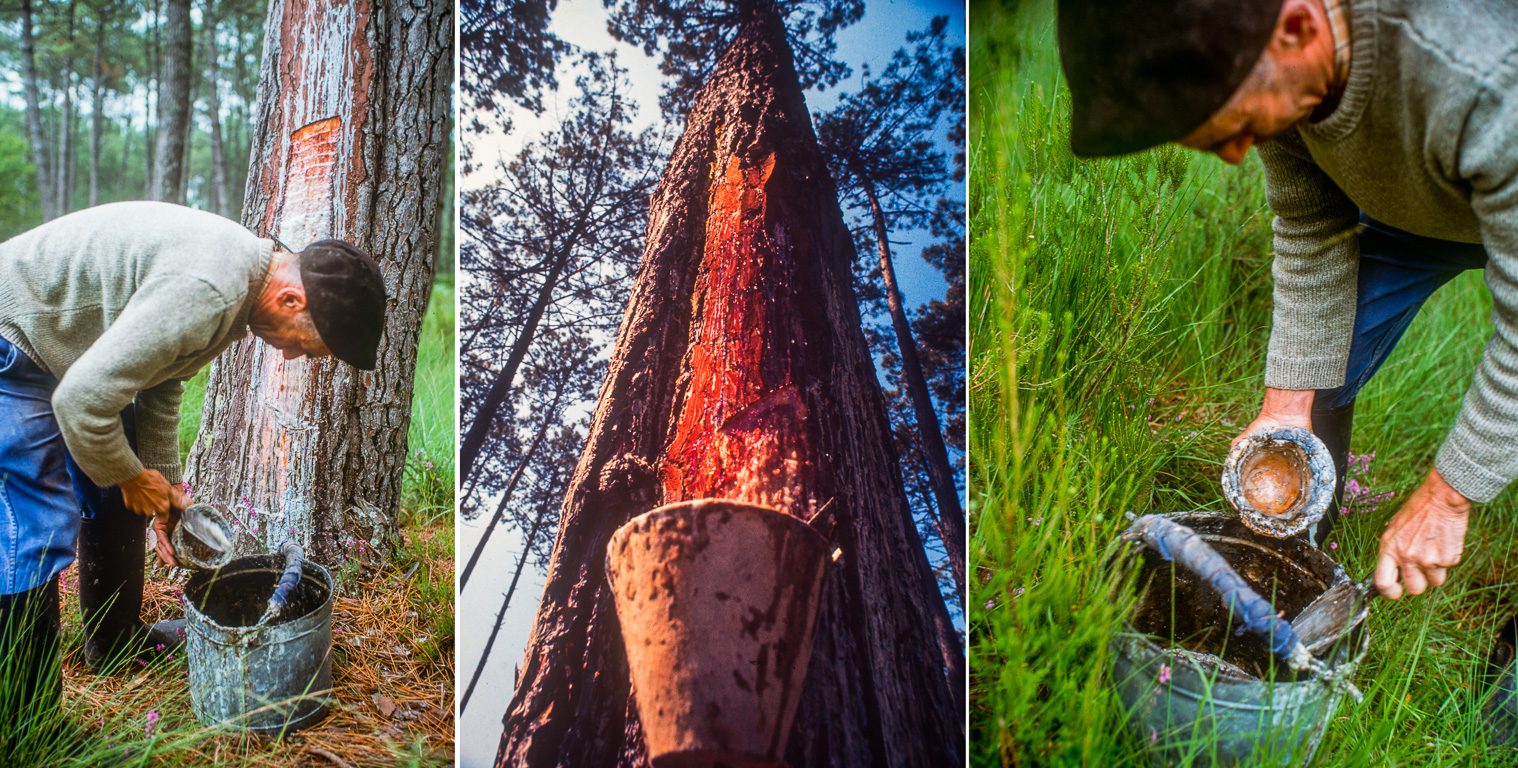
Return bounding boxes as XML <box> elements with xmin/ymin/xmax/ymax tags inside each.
<box><xmin>184</xmin><ymin>553</ymin><xmax>335</xmax><ymax>735</ymax></box>
<box><xmin>607</xmin><ymin>499</ymin><xmax>831</xmax><ymax>768</ymax></box>
<box><xmin>1113</xmin><ymin>513</ymin><xmax>1368</xmax><ymax>767</ymax></box>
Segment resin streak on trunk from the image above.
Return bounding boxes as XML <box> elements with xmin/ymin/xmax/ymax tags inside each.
<box><xmin>661</xmin><ymin>153</ymin><xmax>815</xmax><ymax>518</ymax></box>
<box><xmin>188</xmin><ymin>0</ymin><xmax>451</xmax><ymax>566</ymax></box>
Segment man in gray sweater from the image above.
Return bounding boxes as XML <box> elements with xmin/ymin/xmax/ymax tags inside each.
<box><xmin>1057</xmin><ymin>0</ymin><xmax>1518</xmax><ymax>727</ymax></box>
<box><xmin>0</xmin><ymin>201</ymin><xmax>385</xmax><ymax>733</ymax></box>
<box><xmin>1061</xmin><ymin>0</ymin><xmax>1517</xmax><ymax>597</ymax></box>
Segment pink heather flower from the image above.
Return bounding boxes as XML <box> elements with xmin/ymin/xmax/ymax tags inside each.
<box><xmin>1158</xmin><ymin>664</ymin><xmax>1171</xmax><ymax>684</ymax></box>
<box><xmin>1150</xmin><ymin>729</ymin><xmax>1158</xmax><ymax>743</ymax></box>
<box><xmin>1330</xmin><ymin>542</ymin><xmax>1338</xmax><ymax>550</ymax></box>
<box><xmin>145</xmin><ymin>710</ymin><xmax>159</xmax><ymax>735</ymax></box>
<box><xmin>985</xmin><ymin>599</ymin><xmax>995</xmax><ymax>610</ymax></box>
<box><xmin>1147</xmin><ymin>398</ymin><xmax>1156</xmax><ymax>407</ymax></box>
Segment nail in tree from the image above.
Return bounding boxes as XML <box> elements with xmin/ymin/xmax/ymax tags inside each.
<box><xmin>186</xmin><ymin>0</ymin><xmax>452</xmax><ymax>565</ymax></box>
<box><xmin>497</xmin><ymin>7</ymin><xmax>962</xmax><ymax>766</ymax></box>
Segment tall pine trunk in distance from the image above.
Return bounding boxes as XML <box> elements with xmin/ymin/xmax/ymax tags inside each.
<box><xmin>152</xmin><ymin>0</ymin><xmax>192</xmax><ymax>204</ymax></box>
<box><xmin>857</xmin><ymin>173</ymin><xmax>966</xmax><ymax>596</ymax></box>
<box><xmin>89</xmin><ymin>5</ymin><xmax>109</xmax><ymax>208</ymax></box>
<box><xmin>497</xmin><ymin>12</ymin><xmax>962</xmax><ymax>767</ymax></box>
<box><xmin>57</xmin><ymin>0</ymin><xmax>77</xmax><ymax>216</ymax></box>
<box><xmin>186</xmin><ymin>0</ymin><xmax>452</xmax><ymax>566</ymax></box>
<box><xmin>205</xmin><ymin>0</ymin><xmax>231</xmax><ymax>218</ymax></box>
<box><xmin>20</xmin><ymin>0</ymin><xmax>56</xmax><ymax>221</ymax></box>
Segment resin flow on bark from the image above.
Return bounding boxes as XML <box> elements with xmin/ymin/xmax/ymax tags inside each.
<box><xmin>661</xmin><ymin>151</ymin><xmax>818</xmax><ymax>521</ymax></box>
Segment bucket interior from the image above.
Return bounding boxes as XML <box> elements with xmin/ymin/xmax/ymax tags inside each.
<box><xmin>1128</xmin><ymin>514</ymin><xmax>1344</xmax><ymax>680</ymax></box>
<box><xmin>187</xmin><ymin>561</ymin><xmax>331</xmax><ymax>628</ymax></box>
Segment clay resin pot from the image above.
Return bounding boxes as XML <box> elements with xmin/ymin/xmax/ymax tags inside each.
<box><xmin>606</xmin><ymin>499</ymin><xmax>830</xmax><ymax>768</ymax></box>
<box><xmin>1222</xmin><ymin>426</ymin><xmax>1335</xmax><ymax>538</ymax></box>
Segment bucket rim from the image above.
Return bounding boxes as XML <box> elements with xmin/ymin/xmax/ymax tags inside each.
<box><xmin>185</xmin><ymin>554</ymin><xmax>335</xmax><ymax>637</ymax></box>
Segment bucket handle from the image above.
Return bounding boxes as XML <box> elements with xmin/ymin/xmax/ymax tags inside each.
<box><xmin>1123</xmin><ymin>514</ymin><xmax>1315</xmax><ymax>673</ymax></box>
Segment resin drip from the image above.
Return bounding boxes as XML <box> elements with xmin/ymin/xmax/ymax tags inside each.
<box><xmin>661</xmin><ymin>152</ymin><xmax>818</xmax><ymax>520</ymax></box>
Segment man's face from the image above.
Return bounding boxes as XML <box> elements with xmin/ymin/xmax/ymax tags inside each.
<box><xmin>1177</xmin><ymin>54</ymin><xmax>1322</xmax><ymax>165</ymax></box>
<box><xmin>252</xmin><ymin>314</ymin><xmax>333</xmax><ymax>361</ymax></box>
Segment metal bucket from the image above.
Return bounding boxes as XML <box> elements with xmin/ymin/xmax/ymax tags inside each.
<box><xmin>184</xmin><ymin>554</ymin><xmax>334</xmax><ymax>735</ymax></box>
<box><xmin>607</xmin><ymin>499</ymin><xmax>830</xmax><ymax>768</ymax></box>
<box><xmin>1113</xmin><ymin>512</ymin><xmax>1368</xmax><ymax>766</ymax></box>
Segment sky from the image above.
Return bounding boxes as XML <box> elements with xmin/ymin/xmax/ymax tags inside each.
<box><xmin>457</xmin><ymin>2</ymin><xmax>966</xmax><ymax>764</ymax></box>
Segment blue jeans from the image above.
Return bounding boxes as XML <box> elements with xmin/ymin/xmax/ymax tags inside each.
<box><xmin>0</xmin><ymin>336</ymin><xmax>135</xmax><ymax>595</ymax></box>
<box><xmin>1313</xmin><ymin>213</ymin><xmax>1490</xmax><ymax>411</ymax></box>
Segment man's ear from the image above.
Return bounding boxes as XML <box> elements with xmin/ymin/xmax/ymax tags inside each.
<box><xmin>276</xmin><ymin>286</ymin><xmax>309</xmax><ymax>313</ymax></box>
<box><xmin>1274</xmin><ymin>0</ymin><xmax>1323</xmax><ymax>52</ymax></box>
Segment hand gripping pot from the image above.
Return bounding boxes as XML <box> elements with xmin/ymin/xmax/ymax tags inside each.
<box><xmin>1222</xmin><ymin>426</ymin><xmax>1336</xmax><ymax>538</ymax></box>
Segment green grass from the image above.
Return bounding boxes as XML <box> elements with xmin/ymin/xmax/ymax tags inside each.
<box><xmin>968</xmin><ymin>2</ymin><xmax>1518</xmax><ymax>766</ymax></box>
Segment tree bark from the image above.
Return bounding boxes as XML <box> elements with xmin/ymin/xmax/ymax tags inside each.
<box><xmin>57</xmin><ymin>0</ymin><xmax>78</xmax><ymax>216</ymax></box>
<box><xmin>496</xmin><ymin>13</ymin><xmax>962</xmax><ymax>767</ymax></box>
<box><xmin>205</xmin><ymin>0</ymin><xmax>231</xmax><ymax>218</ymax></box>
<box><xmin>144</xmin><ymin>0</ymin><xmax>160</xmax><ymax>199</ymax></box>
<box><xmin>20</xmin><ymin>0</ymin><xmax>56</xmax><ymax>222</ymax></box>
<box><xmin>89</xmin><ymin>6</ymin><xmax>108</xmax><ymax>208</ymax></box>
<box><xmin>152</xmin><ymin>0</ymin><xmax>192</xmax><ymax>204</ymax></box>
<box><xmin>186</xmin><ymin>0</ymin><xmax>453</xmax><ymax>566</ymax></box>
<box><xmin>858</xmin><ymin>175</ymin><xmax>966</xmax><ymax>598</ymax></box>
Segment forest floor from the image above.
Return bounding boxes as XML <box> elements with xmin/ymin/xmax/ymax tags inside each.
<box><xmin>970</xmin><ymin>4</ymin><xmax>1518</xmax><ymax>767</ymax></box>
<box><xmin>16</xmin><ymin>276</ymin><xmax>458</xmax><ymax>767</ymax></box>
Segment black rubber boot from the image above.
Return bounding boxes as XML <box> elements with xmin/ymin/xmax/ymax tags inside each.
<box><xmin>78</xmin><ymin>506</ymin><xmax>187</xmax><ymax>672</ymax></box>
<box><xmin>0</xmin><ymin>577</ymin><xmax>63</xmax><ymax>749</ymax></box>
<box><xmin>1485</xmin><ymin>614</ymin><xmax>1518</xmax><ymax>746</ymax></box>
<box><xmin>1308</xmin><ymin>401</ymin><xmax>1355</xmax><ymax>548</ymax></box>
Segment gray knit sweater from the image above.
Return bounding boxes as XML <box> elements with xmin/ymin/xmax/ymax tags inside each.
<box><xmin>0</xmin><ymin>202</ymin><xmax>272</xmax><ymax>487</ymax></box>
<box><xmin>1257</xmin><ymin>0</ymin><xmax>1518</xmax><ymax>502</ymax></box>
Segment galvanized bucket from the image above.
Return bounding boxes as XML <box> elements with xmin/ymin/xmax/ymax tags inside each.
<box><xmin>1113</xmin><ymin>512</ymin><xmax>1368</xmax><ymax>766</ymax></box>
<box><xmin>184</xmin><ymin>554</ymin><xmax>334</xmax><ymax>735</ymax></box>
<box><xmin>606</xmin><ymin>499</ymin><xmax>830</xmax><ymax>768</ymax></box>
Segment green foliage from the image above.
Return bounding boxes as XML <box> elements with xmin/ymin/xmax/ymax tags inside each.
<box><xmin>969</xmin><ymin>1</ymin><xmax>1518</xmax><ymax>766</ymax></box>
<box><xmin>402</xmin><ymin>276</ymin><xmax>455</xmax><ymax>514</ymax></box>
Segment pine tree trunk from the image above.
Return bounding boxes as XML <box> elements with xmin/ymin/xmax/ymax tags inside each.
<box><xmin>496</xmin><ymin>14</ymin><xmax>962</xmax><ymax>767</ymax></box>
<box><xmin>20</xmin><ymin>0</ymin><xmax>56</xmax><ymax>222</ymax></box>
<box><xmin>56</xmin><ymin>0</ymin><xmax>77</xmax><ymax>216</ymax></box>
<box><xmin>89</xmin><ymin>9</ymin><xmax>106</xmax><ymax>209</ymax></box>
<box><xmin>144</xmin><ymin>0</ymin><xmax>159</xmax><ymax>199</ymax></box>
<box><xmin>185</xmin><ymin>0</ymin><xmax>452</xmax><ymax>566</ymax></box>
<box><xmin>152</xmin><ymin>0</ymin><xmax>192</xmax><ymax>204</ymax></box>
<box><xmin>858</xmin><ymin>176</ymin><xmax>966</xmax><ymax>597</ymax></box>
<box><xmin>205</xmin><ymin>0</ymin><xmax>231</xmax><ymax>218</ymax></box>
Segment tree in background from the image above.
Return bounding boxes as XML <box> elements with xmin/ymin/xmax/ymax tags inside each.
<box><xmin>459</xmin><ymin>0</ymin><xmax>568</xmax><ymax>139</ymax></box>
<box><xmin>186</xmin><ymin>0</ymin><xmax>452</xmax><ymax>565</ymax></box>
<box><xmin>496</xmin><ymin>5</ymin><xmax>962</xmax><ymax>764</ymax></box>
<box><xmin>817</xmin><ymin>15</ymin><xmax>966</xmax><ymax>596</ymax></box>
<box><xmin>151</xmin><ymin>0</ymin><xmax>191</xmax><ymax>203</ymax></box>
<box><xmin>0</xmin><ymin>0</ymin><xmax>270</xmax><ymax>236</ymax></box>
<box><xmin>458</xmin><ymin>54</ymin><xmax>661</xmax><ymax>491</ymax></box>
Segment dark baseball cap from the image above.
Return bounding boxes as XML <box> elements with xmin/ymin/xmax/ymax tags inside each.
<box><xmin>1057</xmin><ymin>0</ymin><xmax>1285</xmax><ymax>157</ymax></box>
<box><xmin>298</xmin><ymin>240</ymin><xmax>387</xmax><ymax>370</ymax></box>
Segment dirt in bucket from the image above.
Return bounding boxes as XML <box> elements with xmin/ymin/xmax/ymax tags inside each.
<box><xmin>189</xmin><ymin>568</ymin><xmax>329</xmax><ymax>628</ymax></box>
<box><xmin>1129</xmin><ymin>516</ymin><xmax>1340</xmax><ymax>680</ymax></box>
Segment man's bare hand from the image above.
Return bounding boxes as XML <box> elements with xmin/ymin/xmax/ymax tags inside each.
<box><xmin>120</xmin><ymin>468</ymin><xmax>188</xmax><ymax>567</ymax></box>
<box><xmin>150</xmin><ymin>509</ymin><xmax>180</xmax><ymax>568</ymax></box>
<box><xmin>1374</xmin><ymin>468</ymin><xmax>1470</xmax><ymax>600</ymax></box>
<box><xmin>1233</xmin><ymin>387</ymin><xmax>1316</xmax><ymax>448</ymax></box>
